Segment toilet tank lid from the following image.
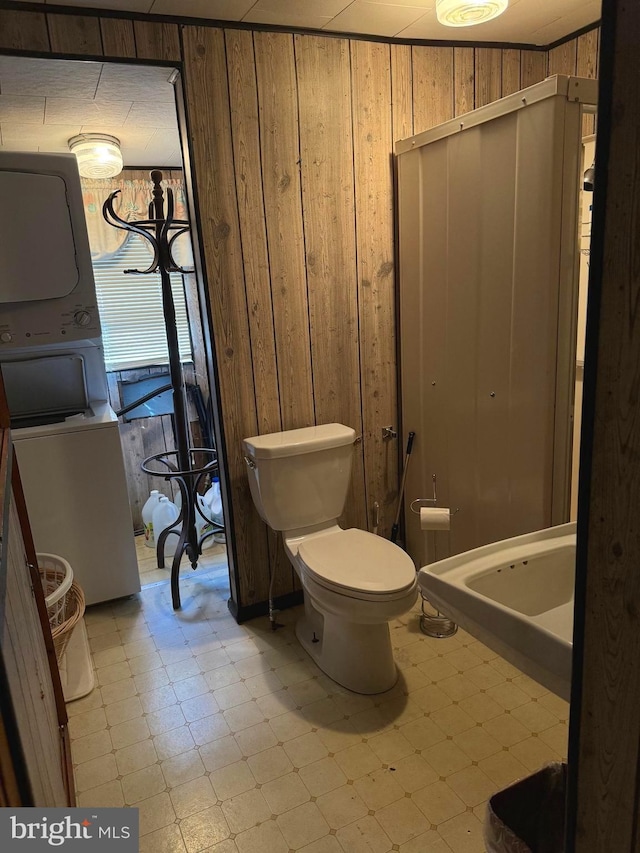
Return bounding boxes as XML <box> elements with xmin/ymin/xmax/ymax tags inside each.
<box><xmin>243</xmin><ymin>424</ymin><xmax>356</xmax><ymax>459</ymax></box>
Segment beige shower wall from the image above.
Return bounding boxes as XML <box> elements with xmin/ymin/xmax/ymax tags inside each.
<box><xmin>397</xmin><ymin>83</ymin><xmax>589</xmax><ymax>566</ymax></box>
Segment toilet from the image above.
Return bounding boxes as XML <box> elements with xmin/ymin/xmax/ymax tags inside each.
<box><xmin>243</xmin><ymin>423</ymin><xmax>418</xmax><ymax>694</ymax></box>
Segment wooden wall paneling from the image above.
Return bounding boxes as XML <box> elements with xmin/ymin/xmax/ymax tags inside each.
<box><xmin>183</xmin><ymin>272</ymin><xmax>210</xmax><ymax>409</ymax></box>
<box><xmin>548</xmin><ymin>38</ymin><xmax>578</xmax><ymax>76</ymax></box>
<box><xmin>133</xmin><ymin>20</ymin><xmax>180</xmax><ymax>61</ymax></box>
<box><xmin>225</xmin><ymin>29</ymin><xmax>294</xmax><ymax>598</ymax></box>
<box><xmin>295</xmin><ymin>34</ymin><xmax>367</xmax><ymax>531</ymax></box>
<box><xmin>225</xmin><ymin>29</ymin><xmax>281</xmax><ymax>438</ymax></box>
<box><xmin>0</xmin><ymin>10</ymin><xmax>49</xmax><ymax>52</ymax></box>
<box><xmin>351</xmin><ymin>39</ymin><xmax>398</xmax><ymax>536</ymax></box>
<box><xmin>577</xmin><ymin>29</ymin><xmax>599</xmax><ymax>136</ymax></box>
<box><xmin>253</xmin><ymin>31</ymin><xmax>315</xmax><ymax>433</ymax></box>
<box><xmin>412</xmin><ymin>46</ymin><xmax>454</xmax><ymax>133</ymax></box>
<box><xmin>475</xmin><ymin>47</ymin><xmax>502</xmax><ymax>107</ymax></box>
<box><xmin>47</xmin><ymin>14</ymin><xmax>103</xmax><ymax>56</ymax></box>
<box><xmin>501</xmin><ymin>48</ymin><xmax>521</xmax><ymax>96</ymax></box>
<box><xmin>120</xmin><ymin>421</ymin><xmax>149</xmax><ymax>531</ymax></box>
<box><xmin>453</xmin><ymin>47</ymin><xmax>475</xmax><ymax>117</ymax></box>
<box><xmin>570</xmin><ymin>2</ymin><xmax>640</xmax><ymax>846</ymax></box>
<box><xmin>520</xmin><ymin>49</ymin><xmax>547</xmax><ymax>88</ymax></box>
<box><xmin>182</xmin><ymin>25</ymin><xmax>271</xmax><ymax>607</ymax></box>
<box><xmin>99</xmin><ymin>18</ymin><xmax>136</xmax><ymax>59</ymax></box>
<box><xmin>390</xmin><ymin>43</ymin><xmax>414</xmax><ymax>142</ymax></box>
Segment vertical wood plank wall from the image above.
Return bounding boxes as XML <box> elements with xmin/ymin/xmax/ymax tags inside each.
<box><xmin>0</xmin><ymin>6</ymin><xmax>598</xmax><ymax>614</ymax></box>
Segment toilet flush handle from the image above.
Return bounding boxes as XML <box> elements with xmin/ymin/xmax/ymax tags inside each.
<box><xmin>244</xmin><ymin>455</ymin><xmax>257</xmax><ymax>469</ymax></box>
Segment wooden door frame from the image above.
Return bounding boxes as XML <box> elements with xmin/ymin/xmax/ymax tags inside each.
<box><xmin>567</xmin><ymin>0</ymin><xmax>640</xmax><ymax>848</ymax></box>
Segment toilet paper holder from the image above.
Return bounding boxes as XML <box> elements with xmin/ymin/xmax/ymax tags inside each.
<box><xmin>409</xmin><ymin>473</ymin><xmax>459</xmax><ymax>518</ymax></box>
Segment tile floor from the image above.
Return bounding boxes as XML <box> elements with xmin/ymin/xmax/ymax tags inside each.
<box><xmin>70</xmin><ymin>565</ymin><xmax>568</xmax><ymax>853</ymax></box>
<box><xmin>136</xmin><ymin>533</ymin><xmax>228</xmax><ymax>587</ymax></box>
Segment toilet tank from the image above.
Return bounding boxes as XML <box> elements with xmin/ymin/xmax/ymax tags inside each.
<box><xmin>243</xmin><ymin>424</ymin><xmax>356</xmax><ymax>531</ymax></box>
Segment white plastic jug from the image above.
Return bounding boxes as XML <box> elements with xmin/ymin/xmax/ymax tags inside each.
<box><xmin>141</xmin><ymin>489</ymin><xmax>162</xmax><ymax>548</ymax></box>
<box><xmin>152</xmin><ymin>496</ymin><xmax>180</xmax><ymax>562</ymax></box>
<box><xmin>204</xmin><ymin>476</ymin><xmax>224</xmax><ymax>526</ymax></box>
<box><xmin>175</xmin><ymin>491</ymin><xmax>215</xmax><ymax>550</ymax></box>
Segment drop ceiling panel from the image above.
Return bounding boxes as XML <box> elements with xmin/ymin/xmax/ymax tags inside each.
<box><xmin>95</xmin><ymin>65</ymin><xmax>176</xmax><ymax>103</ymax></box>
<box><xmin>324</xmin><ymin>1</ymin><xmax>428</xmax><ymax>36</ymax></box>
<box><xmin>0</xmin><ymin>96</ymin><xmax>46</xmax><ymax>125</ymax></box>
<box><xmin>149</xmin><ymin>0</ymin><xmax>256</xmax><ymax>20</ymax></box>
<box><xmin>44</xmin><ymin>97</ymin><xmax>133</xmax><ymax>126</ymax></box>
<box><xmin>124</xmin><ymin>101</ymin><xmax>178</xmax><ymax>128</ymax></box>
<box><xmin>0</xmin><ymin>57</ymin><xmax>101</xmax><ymax>98</ymax></box>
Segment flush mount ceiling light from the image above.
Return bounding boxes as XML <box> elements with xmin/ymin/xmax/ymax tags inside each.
<box><xmin>436</xmin><ymin>0</ymin><xmax>509</xmax><ymax>27</ymax></box>
<box><xmin>68</xmin><ymin>133</ymin><xmax>123</xmax><ymax>179</ymax></box>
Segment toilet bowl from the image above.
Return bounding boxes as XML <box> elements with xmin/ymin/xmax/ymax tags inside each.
<box><xmin>243</xmin><ymin>424</ymin><xmax>418</xmax><ymax>694</ymax></box>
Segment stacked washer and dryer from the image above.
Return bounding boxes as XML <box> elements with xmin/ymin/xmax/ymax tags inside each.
<box><xmin>0</xmin><ymin>151</ymin><xmax>140</xmax><ymax>607</ymax></box>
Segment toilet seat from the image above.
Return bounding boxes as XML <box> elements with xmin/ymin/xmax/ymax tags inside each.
<box><xmin>297</xmin><ymin>528</ymin><xmax>416</xmax><ymax>601</ymax></box>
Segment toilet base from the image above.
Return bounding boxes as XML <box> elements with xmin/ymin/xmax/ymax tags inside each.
<box><xmin>295</xmin><ymin>606</ymin><xmax>398</xmax><ymax>695</ymax></box>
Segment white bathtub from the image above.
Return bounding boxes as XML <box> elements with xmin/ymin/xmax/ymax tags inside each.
<box><xmin>417</xmin><ymin>522</ymin><xmax>576</xmax><ymax>700</ymax></box>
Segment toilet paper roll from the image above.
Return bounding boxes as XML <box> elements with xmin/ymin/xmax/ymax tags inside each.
<box><xmin>420</xmin><ymin>507</ymin><xmax>450</xmax><ymax>531</ymax></box>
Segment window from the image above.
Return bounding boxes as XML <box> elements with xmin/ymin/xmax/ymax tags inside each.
<box><xmin>92</xmin><ymin>234</ymin><xmax>192</xmax><ymax>371</ymax></box>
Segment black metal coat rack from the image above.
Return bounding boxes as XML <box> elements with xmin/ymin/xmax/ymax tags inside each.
<box><xmin>103</xmin><ymin>170</ymin><xmax>220</xmax><ymax>609</ymax></box>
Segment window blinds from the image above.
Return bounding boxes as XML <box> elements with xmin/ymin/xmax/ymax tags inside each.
<box><xmin>92</xmin><ymin>234</ymin><xmax>193</xmax><ymax>371</ymax></box>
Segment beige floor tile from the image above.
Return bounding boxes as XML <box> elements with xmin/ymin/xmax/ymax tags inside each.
<box><xmin>262</xmin><ymin>771</ymin><xmax>310</xmax><ymax>814</ymax></box>
<box><xmin>446</xmin><ymin>764</ymin><xmax>497</xmax><ymax>807</ymax></box>
<box><xmin>224</xmin><ymin>701</ymin><xmax>266</xmax><ymax>733</ymax></box>
<box><xmin>196</xmin><ymin>648</ymin><xmax>232</xmax><ymax>673</ymax></box>
<box><xmin>247</xmin><ymin>745</ymin><xmax>293</xmax><ymax>784</ymax></box>
<box><xmin>397</xmin><ymin>829</ymin><xmax>451</xmax><ymax>853</ymax></box>
<box><xmin>182</xmin><ymin>693</ymin><xmax>221</xmax><ymax>722</ymax></box>
<box><xmin>161</xmin><ymin>749</ymin><xmax>206</xmax><ymax>788</ymax></box>
<box><xmin>316</xmin><ymin>721</ymin><xmax>362</xmax><ymax>753</ymax></box>
<box><xmin>221</xmin><ymin>788</ymin><xmax>272</xmax><ymax>833</ymax></box>
<box><xmin>458</xmin><ymin>692</ymin><xmax>503</xmax><ymax>723</ymax></box>
<box><xmin>93</xmin><ymin>645</ymin><xmax>127</xmax><ymax>669</ymax></box>
<box><xmin>464</xmin><ymin>663</ymin><xmax>506</xmax><ymax>691</ymax></box>
<box><xmin>140</xmin><ymin>684</ymin><xmax>178</xmax><ymax>713</ymax></box>
<box><xmin>134</xmin><ymin>668</ymin><xmax>171</xmax><ymax>693</ymax></box>
<box><xmin>423</xmin><ymin>739</ymin><xmax>472</xmax><ymax>777</ymax></box>
<box><xmin>286</xmin><ymin>677</ymin><xmax>328</xmax><ymax>707</ymax></box>
<box><xmin>411</xmin><ymin>685</ymin><xmax>452</xmax><ymax>714</ymax></box>
<box><xmin>276</xmin><ymin>801</ymin><xmax>331</xmax><ymax>849</ymax></box>
<box><xmin>124</xmin><ymin>637</ymin><xmax>157</xmax><ymax>659</ymax></box>
<box><xmin>190</xmin><ymin>712</ymin><xmax>232</xmax><ymax>746</ymax></box>
<box><xmin>146</xmin><ymin>703</ymin><xmax>187</xmax><ymax>735</ymax></box>
<box><xmin>139</xmin><ymin>822</ymin><xmax>187</xmax><ymax>853</ymax></box>
<box><xmin>481</xmin><ymin>713</ymin><xmax>531</xmax><ymax>748</ymax></box>
<box><xmin>438</xmin><ymin>674</ymin><xmax>480</xmax><ymax>703</ymax></box>
<box><xmin>334</xmin><ymin>742</ymin><xmax>382</xmax><ymax>780</ymax></box>
<box><xmin>110</xmin><ymin>716</ymin><xmax>151</xmax><ymax>750</ymax></box>
<box><xmin>122</xmin><ymin>764</ymin><xmax>167</xmax><ymax>805</ymax></box>
<box><xmin>336</xmin><ymin>814</ymin><xmax>392</xmax><ymax>853</ymax></box>
<box><xmin>170</xmin><ymin>776</ymin><xmax>217</xmax><ymax>819</ymax></box>
<box><xmin>538</xmin><ymin>692</ymin><xmax>570</xmax><ymax>720</ymax></box>
<box><xmin>486</xmin><ymin>681</ymin><xmax>531</xmax><ymax>711</ymax></box>
<box><xmin>129</xmin><ymin>652</ymin><xmax>164</xmax><ymax>676</ymax></box>
<box><xmin>105</xmin><ymin>695</ymin><xmax>144</xmax><ymax>727</ymax></box>
<box><xmin>137</xmin><ymin>791</ymin><xmax>176</xmax><ymax>836</ymax></box>
<box><xmin>167</xmin><ymin>657</ymin><xmax>204</xmax><ymax>682</ymax></box>
<box><xmin>368</xmin><ymin>730</ymin><xmax>415</xmax><ymax>765</ymax></box>
<box><xmin>284</xmin><ymin>732</ymin><xmax>329</xmax><ymax>768</ymax></box>
<box><xmin>353</xmin><ymin>768</ymin><xmax>404</xmax><ymax>811</ymax></box>
<box><xmin>75</xmin><ymin>753</ymin><xmax>119</xmax><ymax>793</ymax></box>
<box><xmin>479</xmin><ymin>750</ymin><xmax>529</xmax><ymax>789</ymax></box>
<box><xmin>509</xmin><ymin>736</ymin><xmax>563</xmax><ymax>772</ymax></box>
<box><xmin>233</xmin><ymin>653</ymin><xmax>271</xmax><ymax>679</ymax></box>
<box><xmin>376</xmin><ymin>797</ymin><xmax>431</xmax><ymax>845</ymax></box>
<box><xmin>244</xmin><ymin>670</ymin><xmax>285</xmax><ymax>699</ymax></box>
<box><xmin>299</xmin><ymin>757</ymin><xmax>347</xmax><ymax>797</ymax></box>
<box><xmin>437</xmin><ymin>810</ymin><xmax>486</xmax><ymax>853</ymax></box>
<box><xmin>72</xmin><ymin>729</ymin><xmax>113</xmax><ymax>765</ymax></box>
<box><xmin>512</xmin><ymin>673</ymin><xmax>548</xmax><ymax>699</ymax></box>
<box><xmin>180</xmin><ymin>805</ymin><xmax>230</xmax><ymax>853</ymax></box>
<box><xmin>268</xmin><ymin>708</ymin><xmax>314</xmax><ymax>742</ymax></box>
<box><xmin>316</xmin><ymin>784</ymin><xmax>368</xmax><ymax>829</ymax></box>
<box><xmin>455</xmin><ymin>725</ymin><xmax>503</xmax><ymax>762</ymax></box>
<box><xmin>300</xmin><ymin>836</ymin><xmax>343</xmax><ymax>853</ymax></box>
<box><xmin>443</xmin><ymin>647</ymin><xmax>485</xmax><ymax>673</ymax></box>
<box><xmin>101</xmin><ymin>678</ymin><xmax>137</xmax><ymax>706</ymax></box>
<box><xmin>412</xmin><ymin>780</ymin><xmax>466</xmax><ymax>825</ymax></box>
<box><xmin>235</xmin><ymin>819</ymin><xmax>289</xmax><ymax>853</ymax></box>
<box><xmin>235</xmin><ymin>721</ymin><xmax>278</xmax><ymax>756</ymax></box>
<box><xmin>68</xmin><ymin>707</ymin><xmax>108</xmax><ymax>740</ymax></box>
<box><xmin>174</xmin><ymin>674</ymin><xmax>210</xmax><ymax>702</ymax></box>
<box><xmin>115</xmin><ymin>739</ymin><xmax>158</xmax><ymax>776</ymax></box>
<box><xmin>255</xmin><ymin>689</ymin><xmax>297</xmax><ymax>719</ymax></box>
<box><xmin>199</xmin><ymin>737</ymin><xmax>243</xmax><ymax>773</ymax></box>
<box><xmin>388</xmin><ymin>753</ymin><xmax>438</xmax><ymax>793</ymax></box>
<box><xmin>77</xmin><ymin>779</ymin><xmax>125</xmax><ymax>808</ymax></box>
<box><xmin>210</xmin><ymin>759</ymin><xmax>256</xmax><ymax>801</ymax></box>
<box><xmin>510</xmin><ymin>701</ymin><xmax>559</xmax><ymax>733</ymax></box>
<box><xmin>539</xmin><ymin>722</ymin><xmax>569</xmax><ymax>757</ymax></box>
<box><xmin>66</xmin><ymin>687</ymin><xmax>104</xmax><ymax>717</ymax></box>
<box><xmin>416</xmin><ymin>656</ymin><xmax>458</xmax><ymax>683</ymax></box>
<box><xmin>301</xmin><ymin>697</ymin><xmax>344</xmax><ymax>727</ymax></box>
<box><xmin>203</xmin><ymin>665</ymin><xmax>242</xmax><ymax>692</ymax></box>
<box><xmin>430</xmin><ymin>704</ymin><xmax>476</xmax><ymax>737</ymax></box>
<box><xmin>97</xmin><ymin>660</ymin><xmax>133</xmax><ymax>686</ymax></box>
<box><xmin>399</xmin><ymin>716</ymin><xmax>447</xmax><ymax>751</ymax></box>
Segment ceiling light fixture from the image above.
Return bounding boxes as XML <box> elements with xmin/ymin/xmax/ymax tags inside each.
<box><xmin>436</xmin><ymin>0</ymin><xmax>509</xmax><ymax>27</ymax></box>
<box><xmin>68</xmin><ymin>133</ymin><xmax>123</xmax><ymax>179</ymax></box>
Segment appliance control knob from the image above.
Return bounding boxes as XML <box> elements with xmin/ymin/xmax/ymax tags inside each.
<box><xmin>0</xmin><ymin>332</ymin><xmax>12</xmax><ymax>343</ymax></box>
<box><xmin>74</xmin><ymin>310</ymin><xmax>92</xmax><ymax>327</ymax></box>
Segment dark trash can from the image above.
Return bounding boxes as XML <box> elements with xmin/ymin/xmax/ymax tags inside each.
<box><xmin>484</xmin><ymin>762</ymin><xmax>567</xmax><ymax>853</ymax></box>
